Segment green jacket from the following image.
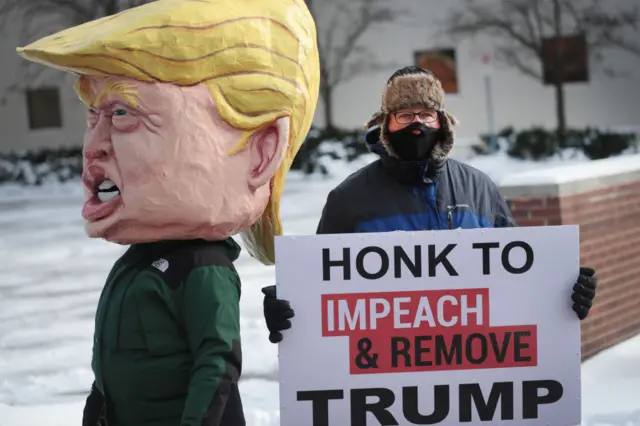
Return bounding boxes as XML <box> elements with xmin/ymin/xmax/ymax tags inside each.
<box><xmin>90</xmin><ymin>238</ymin><xmax>244</xmax><ymax>426</ymax></box>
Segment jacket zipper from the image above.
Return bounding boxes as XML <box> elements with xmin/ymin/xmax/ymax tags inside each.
<box><xmin>422</xmin><ymin>185</ymin><xmax>446</xmax><ymax>230</ymax></box>
<box><xmin>96</xmin><ymin>250</ymin><xmax>150</xmax><ymax>404</ymax></box>
<box><xmin>95</xmin><ymin>260</ymin><xmax>139</xmax><ymax>422</ymax></box>
<box><xmin>95</xmin><ymin>260</ymin><xmax>132</xmax><ymax>392</ymax></box>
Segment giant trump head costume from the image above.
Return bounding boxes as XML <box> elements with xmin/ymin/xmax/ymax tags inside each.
<box><xmin>17</xmin><ymin>0</ymin><xmax>320</xmax><ymax>265</ymax></box>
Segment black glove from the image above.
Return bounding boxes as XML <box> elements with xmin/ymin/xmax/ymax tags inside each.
<box><xmin>82</xmin><ymin>382</ymin><xmax>106</xmax><ymax>426</ymax></box>
<box><xmin>262</xmin><ymin>285</ymin><xmax>295</xmax><ymax>343</ymax></box>
<box><xmin>571</xmin><ymin>267</ymin><xmax>597</xmax><ymax>320</ymax></box>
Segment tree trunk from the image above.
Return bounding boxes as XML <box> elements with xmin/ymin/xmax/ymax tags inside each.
<box><xmin>554</xmin><ymin>82</ymin><xmax>567</xmax><ymax>149</ymax></box>
<box><xmin>552</xmin><ymin>0</ymin><xmax>567</xmax><ymax>151</ymax></box>
<box><xmin>321</xmin><ymin>84</ymin><xmax>335</xmax><ymax>131</ymax></box>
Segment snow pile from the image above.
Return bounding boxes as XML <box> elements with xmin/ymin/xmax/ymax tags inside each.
<box><xmin>1</xmin><ymin>149</ymin><xmax>640</xmax><ymax>426</ymax></box>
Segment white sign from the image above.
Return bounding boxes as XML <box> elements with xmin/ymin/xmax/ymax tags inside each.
<box><xmin>479</xmin><ymin>52</ymin><xmax>494</xmax><ymax>76</ymax></box>
<box><xmin>275</xmin><ymin>226</ymin><xmax>581</xmax><ymax>426</ymax></box>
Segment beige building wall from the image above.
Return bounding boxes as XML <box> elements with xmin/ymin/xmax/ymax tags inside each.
<box><xmin>0</xmin><ymin>0</ymin><xmax>639</xmax><ymax>155</ymax></box>
<box><xmin>311</xmin><ymin>0</ymin><xmax>640</xmax><ymax>140</ymax></box>
<box><xmin>0</xmin><ymin>17</ymin><xmax>87</xmax><ymax>154</ymax></box>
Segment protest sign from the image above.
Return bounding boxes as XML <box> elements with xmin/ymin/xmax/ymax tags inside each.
<box><xmin>275</xmin><ymin>225</ymin><xmax>581</xmax><ymax>426</ymax></box>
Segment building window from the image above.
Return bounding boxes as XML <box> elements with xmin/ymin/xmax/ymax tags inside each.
<box><xmin>26</xmin><ymin>87</ymin><xmax>63</xmax><ymax>130</ymax></box>
<box><xmin>414</xmin><ymin>48</ymin><xmax>459</xmax><ymax>94</ymax></box>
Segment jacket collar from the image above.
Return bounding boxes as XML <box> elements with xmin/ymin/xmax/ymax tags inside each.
<box><xmin>125</xmin><ymin>237</ymin><xmax>241</xmax><ymax>263</ymax></box>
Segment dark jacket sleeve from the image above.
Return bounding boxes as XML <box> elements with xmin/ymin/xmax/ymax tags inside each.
<box><xmin>492</xmin><ymin>186</ymin><xmax>517</xmax><ymax>228</ymax></box>
<box><xmin>180</xmin><ymin>265</ymin><xmax>242</xmax><ymax>426</ymax></box>
<box><xmin>316</xmin><ymin>189</ymin><xmax>354</xmax><ymax>234</ymax></box>
<box><xmin>82</xmin><ymin>381</ymin><xmax>106</xmax><ymax>426</ymax></box>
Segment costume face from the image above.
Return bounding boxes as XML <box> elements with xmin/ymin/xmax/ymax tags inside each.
<box><xmin>81</xmin><ymin>76</ymin><xmax>288</xmax><ymax>244</ymax></box>
<box><xmin>16</xmin><ymin>0</ymin><xmax>320</xmax><ymax>263</ymax></box>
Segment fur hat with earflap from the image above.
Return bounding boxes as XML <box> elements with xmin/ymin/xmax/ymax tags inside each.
<box><xmin>365</xmin><ymin>66</ymin><xmax>459</xmax><ymax>164</ymax></box>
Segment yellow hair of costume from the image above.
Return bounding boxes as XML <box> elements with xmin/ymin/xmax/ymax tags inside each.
<box><xmin>16</xmin><ymin>0</ymin><xmax>320</xmax><ymax>265</ymax></box>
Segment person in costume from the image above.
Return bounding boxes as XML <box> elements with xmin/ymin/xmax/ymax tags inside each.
<box><xmin>16</xmin><ymin>1</ymin><xmax>320</xmax><ymax>425</ymax></box>
<box><xmin>262</xmin><ymin>66</ymin><xmax>597</xmax><ymax>343</ymax></box>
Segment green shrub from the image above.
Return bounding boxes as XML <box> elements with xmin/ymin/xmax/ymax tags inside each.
<box><xmin>486</xmin><ymin>126</ymin><xmax>637</xmax><ymax>161</ymax></box>
<box><xmin>506</xmin><ymin>127</ymin><xmax>558</xmax><ymax>160</ymax></box>
<box><xmin>0</xmin><ymin>146</ymin><xmax>82</xmax><ymax>185</ymax></box>
<box><xmin>475</xmin><ymin>127</ymin><xmax>517</xmax><ymax>155</ymax></box>
<box><xmin>580</xmin><ymin>128</ymin><xmax>636</xmax><ymax>160</ymax></box>
<box><xmin>0</xmin><ymin>127</ymin><xmax>373</xmax><ymax>184</ymax></box>
<box><xmin>290</xmin><ymin>126</ymin><xmax>369</xmax><ymax>175</ymax></box>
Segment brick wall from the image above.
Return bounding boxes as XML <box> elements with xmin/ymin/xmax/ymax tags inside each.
<box><xmin>499</xmin><ymin>154</ymin><xmax>640</xmax><ymax>360</ymax></box>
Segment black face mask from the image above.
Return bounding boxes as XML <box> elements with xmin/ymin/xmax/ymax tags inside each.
<box><xmin>386</xmin><ymin>122</ymin><xmax>441</xmax><ymax>161</ymax></box>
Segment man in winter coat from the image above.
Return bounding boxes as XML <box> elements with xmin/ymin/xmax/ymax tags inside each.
<box><xmin>16</xmin><ymin>1</ymin><xmax>320</xmax><ymax>425</ymax></box>
<box><xmin>262</xmin><ymin>65</ymin><xmax>597</xmax><ymax>343</ymax></box>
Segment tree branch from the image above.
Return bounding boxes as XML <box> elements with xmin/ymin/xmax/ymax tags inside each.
<box><xmin>511</xmin><ymin>1</ymin><xmax>540</xmax><ymax>51</ymax></box>
<box><xmin>442</xmin><ymin>1</ymin><xmax>541</xmax><ymax>57</ymax></box>
<box><xmin>439</xmin><ymin>0</ymin><xmax>640</xmax><ymax>83</ymax></box>
<box><xmin>318</xmin><ymin>7</ymin><xmax>341</xmax><ymax>85</ymax></box>
<box><xmin>340</xmin><ymin>52</ymin><xmax>402</xmax><ymax>85</ymax></box>
<box><xmin>311</xmin><ymin>0</ymin><xmax>407</xmax><ymax>126</ymax></box>
<box><xmin>601</xmin><ymin>33</ymin><xmax>640</xmax><ymax>57</ymax></box>
<box><xmin>496</xmin><ymin>47</ymin><xmax>542</xmax><ymax>80</ymax></box>
<box><xmin>0</xmin><ymin>0</ymin><xmax>22</xmax><ymax>31</ymax></box>
<box><xmin>0</xmin><ymin>0</ymin><xmax>155</xmax><ymax>99</ymax></box>
<box><xmin>582</xmin><ymin>3</ymin><xmax>640</xmax><ymax>57</ymax></box>
<box><xmin>531</xmin><ymin>0</ymin><xmax>547</xmax><ymax>40</ymax></box>
<box><xmin>329</xmin><ymin>0</ymin><xmax>403</xmax><ymax>86</ymax></box>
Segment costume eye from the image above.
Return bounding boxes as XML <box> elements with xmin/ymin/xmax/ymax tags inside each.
<box><xmin>111</xmin><ymin>107</ymin><xmax>139</xmax><ymax>132</ymax></box>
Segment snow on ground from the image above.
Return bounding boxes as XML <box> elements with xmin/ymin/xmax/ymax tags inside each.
<box><xmin>1</xmin><ymin>150</ymin><xmax>639</xmax><ymax>425</ymax></box>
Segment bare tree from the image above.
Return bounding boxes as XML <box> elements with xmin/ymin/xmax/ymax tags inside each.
<box><xmin>587</xmin><ymin>5</ymin><xmax>640</xmax><ymax>58</ymax></box>
<box><xmin>306</xmin><ymin>0</ymin><xmax>407</xmax><ymax>130</ymax></box>
<box><xmin>440</xmin><ymin>0</ymin><xmax>640</xmax><ymax>145</ymax></box>
<box><xmin>0</xmin><ymin>0</ymin><xmax>154</xmax><ymax>98</ymax></box>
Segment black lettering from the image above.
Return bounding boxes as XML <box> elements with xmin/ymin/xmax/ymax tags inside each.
<box><xmin>459</xmin><ymin>382</ymin><xmax>514</xmax><ymax>422</ymax></box>
<box><xmin>522</xmin><ymin>380</ymin><xmax>563</xmax><ymax>419</ymax></box>
<box><xmin>466</xmin><ymin>333</ymin><xmax>488</xmax><ymax>364</ymax></box>
<box><xmin>489</xmin><ymin>332</ymin><xmax>511</xmax><ymax>363</ymax></box>
<box><xmin>351</xmin><ymin>388</ymin><xmax>398</xmax><ymax>426</ymax></box>
<box><xmin>435</xmin><ymin>334</ymin><xmax>463</xmax><ymax>365</ymax></box>
<box><xmin>391</xmin><ymin>337</ymin><xmax>411</xmax><ymax>368</ymax></box>
<box><xmin>297</xmin><ymin>389</ymin><xmax>344</xmax><ymax>426</ymax></box>
<box><xmin>415</xmin><ymin>336</ymin><xmax>433</xmax><ymax>367</ymax></box>
<box><xmin>322</xmin><ymin>248</ymin><xmax>350</xmax><ymax>281</ymax></box>
<box><xmin>514</xmin><ymin>331</ymin><xmax>532</xmax><ymax>362</ymax></box>
<box><xmin>428</xmin><ymin>244</ymin><xmax>458</xmax><ymax>276</ymax></box>
<box><xmin>394</xmin><ymin>245</ymin><xmax>422</xmax><ymax>278</ymax></box>
<box><xmin>403</xmin><ymin>385</ymin><xmax>450</xmax><ymax>424</ymax></box>
<box><xmin>472</xmin><ymin>242</ymin><xmax>500</xmax><ymax>275</ymax></box>
<box><xmin>501</xmin><ymin>241</ymin><xmax>534</xmax><ymax>274</ymax></box>
<box><xmin>356</xmin><ymin>246</ymin><xmax>389</xmax><ymax>280</ymax></box>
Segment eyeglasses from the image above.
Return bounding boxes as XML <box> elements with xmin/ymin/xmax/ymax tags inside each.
<box><xmin>393</xmin><ymin>110</ymin><xmax>438</xmax><ymax>125</ymax></box>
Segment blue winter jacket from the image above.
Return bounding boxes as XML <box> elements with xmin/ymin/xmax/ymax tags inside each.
<box><xmin>315</xmin><ymin>127</ymin><xmax>516</xmax><ymax>234</ymax></box>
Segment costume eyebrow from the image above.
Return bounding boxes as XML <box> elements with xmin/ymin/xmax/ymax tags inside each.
<box><xmin>90</xmin><ymin>80</ymin><xmax>140</xmax><ymax>109</ymax></box>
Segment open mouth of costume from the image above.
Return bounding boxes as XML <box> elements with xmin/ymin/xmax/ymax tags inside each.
<box><xmin>96</xmin><ymin>179</ymin><xmax>120</xmax><ymax>202</ymax></box>
<box><xmin>82</xmin><ymin>174</ymin><xmax>123</xmax><ymax>222</ymax></box>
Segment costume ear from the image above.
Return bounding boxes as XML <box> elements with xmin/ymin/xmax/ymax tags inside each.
<box><xmin>247</xmin><ymin>116</ymin><xmax>290</xmax><ymax>189</ymax></box>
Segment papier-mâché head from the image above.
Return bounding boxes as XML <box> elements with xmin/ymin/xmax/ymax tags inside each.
<box><xmin>16</xmin><ymin>0</ymin><xmax>320</xmax><ymax>265</ymax></box>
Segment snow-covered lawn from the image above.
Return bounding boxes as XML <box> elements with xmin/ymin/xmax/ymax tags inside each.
<box><xmin>1</xmin><ymin>151</ymin><xmax>639</xmax><ymax>425</ymax></box>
